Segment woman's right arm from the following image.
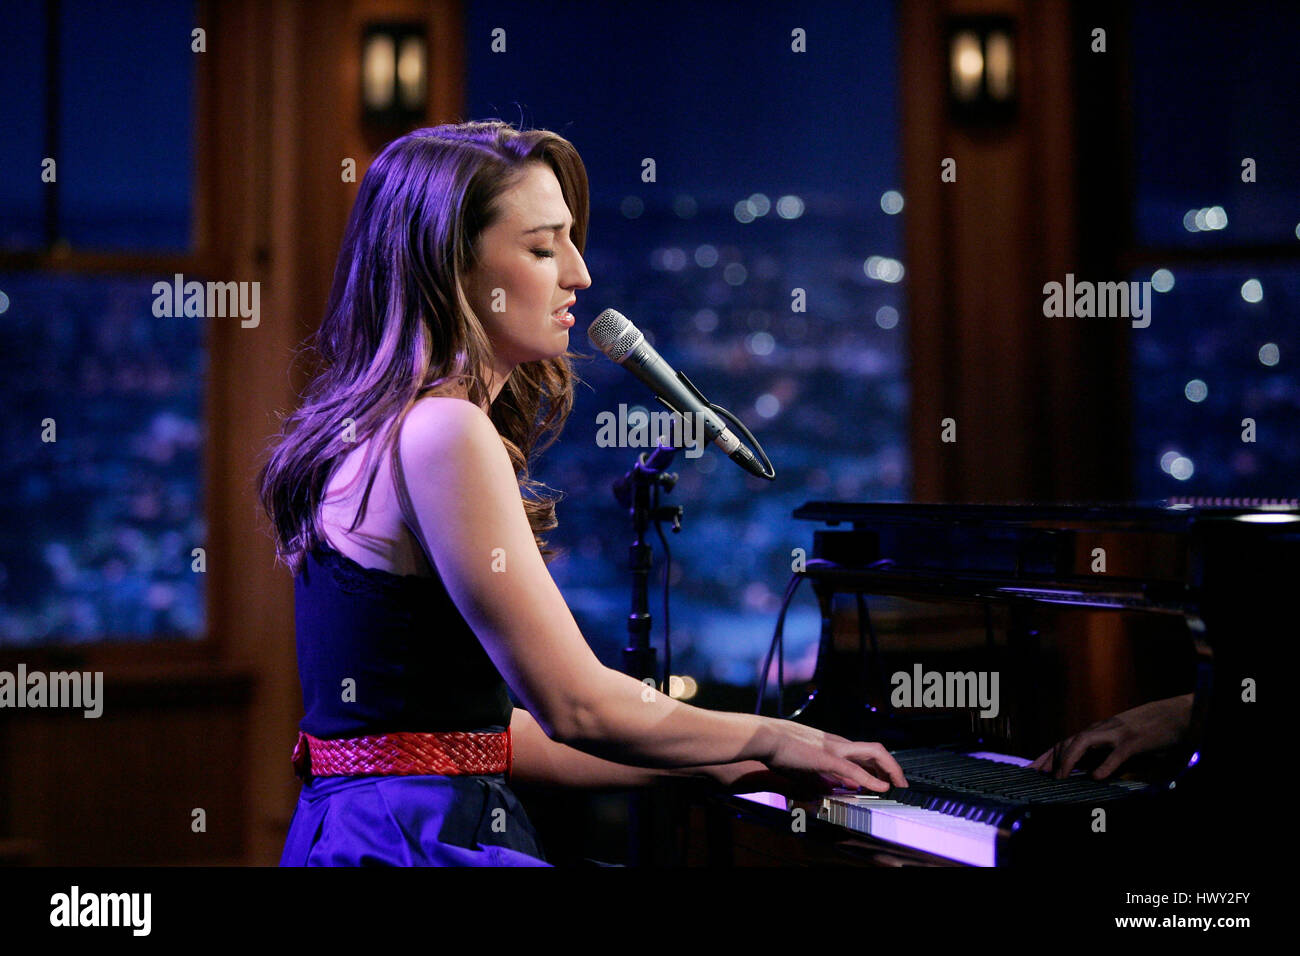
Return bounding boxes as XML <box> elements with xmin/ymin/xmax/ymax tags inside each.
<box><xmin>397</xmin><ymin>397</ymin><xmax>905</xmax><ymax>792</ymax></box>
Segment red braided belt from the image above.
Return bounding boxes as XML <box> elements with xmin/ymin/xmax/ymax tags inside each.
<box><xmin>292</xmin><ymin>728</ymin><xmax>512</xmax><ymax>781</ymax></box>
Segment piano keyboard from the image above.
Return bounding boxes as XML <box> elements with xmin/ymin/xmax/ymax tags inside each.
<box><xmin>820</xmin><ymin>748</ymin><xmax>1148</xmax><ymax>866</ymax></box>
<box><xmin>738</xmin><ymin>747</ymin><xmax>1149</xmax><ymax>867</ymax></box>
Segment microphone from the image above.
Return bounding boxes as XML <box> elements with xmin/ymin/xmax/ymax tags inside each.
<box><xmin>587</xmin><ymin>308</ymin><xmax>774</xmax><ymax>480</ymax></box>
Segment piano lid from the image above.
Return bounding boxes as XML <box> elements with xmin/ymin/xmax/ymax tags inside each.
<box><xmin>793</xmin><ymin>498</ymin><xmax>1300</xmax><ymax>528</ymax></box>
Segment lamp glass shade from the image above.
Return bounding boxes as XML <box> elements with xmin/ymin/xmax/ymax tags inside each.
<box><xmin>363</xmin><ymin>34</ymin><xmax>396</xmax><ymax>109</ymax></box>
<box><xmin>950</xmin><ymin>31</ymin><xmax>983</xmax><ymax>102</ymax></box>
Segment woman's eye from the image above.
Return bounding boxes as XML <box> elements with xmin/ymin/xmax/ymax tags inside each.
<box><xmin>532</xmin><ymin>249</ymin><xmax>555</xmax><ymax>258</ymax></box>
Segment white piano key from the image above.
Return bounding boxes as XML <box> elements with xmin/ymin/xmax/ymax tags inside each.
<box><xmin>821</xmin><ymin>794</ymin><xmax>999</xmax><ymax>867</ymax></box>
<box><xmin>733</xmin><ymin>791</ymin><xmax>792</xmax><ymax>811</ymax></box>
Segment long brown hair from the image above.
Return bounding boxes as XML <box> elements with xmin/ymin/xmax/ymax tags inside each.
<box><xmin>258</xmin><ymin>120</ymin><xmax>589</xmax><ymax>574</ymax></box>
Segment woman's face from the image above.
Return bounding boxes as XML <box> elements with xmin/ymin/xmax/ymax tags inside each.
<box><xmin>464</xmin><ymin>162</ymin><xmax>591</xmax><ymax>380</ymax></box>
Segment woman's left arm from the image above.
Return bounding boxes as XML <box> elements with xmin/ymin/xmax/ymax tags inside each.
<box><xmin>509</xmin><ymin>707</ymin><xmax>785</xmax><ymax>792</ymax></box>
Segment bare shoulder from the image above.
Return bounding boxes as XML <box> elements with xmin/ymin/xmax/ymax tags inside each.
<box><xmin>399</xmin><ymin>395</ymin><xmax>500</xmax><ymax>460</ymax></box>
<box><xmin>396</xmin><ymin>395</ymin><xmax>517</xmax><ymax>515</ymax></box>
<box><xmin>402</xmin><ymin>394</ymin><xmax>493</xmax><ymax>432</ymax></box>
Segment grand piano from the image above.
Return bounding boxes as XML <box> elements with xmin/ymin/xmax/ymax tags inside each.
<box><xmin>665</xmin><ymin>499</ymin><xmax>1290</xmax><ymax>867</ymax></box>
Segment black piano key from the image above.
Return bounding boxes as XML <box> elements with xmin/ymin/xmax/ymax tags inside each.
<box><xmin>887</xmin><ymin>748</ymin><xmax>1144</xmax><ymax>811</ymax></box>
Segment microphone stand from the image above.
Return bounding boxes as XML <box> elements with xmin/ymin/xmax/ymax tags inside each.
<box><xmin>612</xmin><ymin>441</ymin><xmax>682</xmax><ymax>867</ymax></box>
<box><xmin>605</xmin><ymin>394</ymin><xmax>771</xmax><ymax>865</ymax></box>
<box><xmin>614</xmin><ymin>442</ymin><xmax>683</xmax><ymax>685</ymax></box>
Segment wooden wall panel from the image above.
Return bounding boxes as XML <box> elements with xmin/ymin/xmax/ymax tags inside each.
<box><xmin>902</xmin><ymin>0</ymin><xmax>1128</xmax><ymax>503</ymax></box>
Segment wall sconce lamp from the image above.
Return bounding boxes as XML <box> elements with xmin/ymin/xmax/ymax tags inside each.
<box><xmin>362</xmin><ymin>22</ymin><xmax>427</xmax><ymax>127</ymax></box>
<box><xmin>947</xmin><ymin>16</ymin><xmax>1017</xmax><ymax>124</ymax></box>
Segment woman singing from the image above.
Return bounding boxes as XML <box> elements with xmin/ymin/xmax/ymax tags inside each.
<box><xmin>260</xmin><ymin>120</ymin><xmax>906</xmax><ymax>866</ymax></box>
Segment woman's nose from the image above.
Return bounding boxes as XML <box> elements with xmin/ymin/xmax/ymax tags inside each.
<box><xmin>565</xmin><ymin>252</ymin><xmax>592</xmax><ymax>291</ymax></box>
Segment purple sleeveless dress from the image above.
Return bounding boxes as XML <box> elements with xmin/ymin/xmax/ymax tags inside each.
<box><xmin>279</xmin><ymin>542</ymin><xmax>549</xmax><ymax>866</ymax></box>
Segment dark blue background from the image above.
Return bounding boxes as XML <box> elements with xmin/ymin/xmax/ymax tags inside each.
<box><xmin>0</xmin><ymin>2</ymin><xmax>1296</xmax><ymax>704</ymax></box>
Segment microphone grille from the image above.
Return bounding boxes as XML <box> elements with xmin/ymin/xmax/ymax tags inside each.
<box><xmin>587</xmin><ymin>308</ymin><xmax>639</xmax><ymax>362</ymax></box>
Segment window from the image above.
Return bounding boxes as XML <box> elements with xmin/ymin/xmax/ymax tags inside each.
<box><xmin>1127</xmin><ymin>0</ymin><xmax>1300</xmax><ymax>498</ymax></box>
<box><xmin>1</xmin><ymin>0</ymin><xmax>195</xmax><ymax>253</ymax></box>
<box><xmin>466</xmin><ymin>0</ymin><xmax>906</xmax><ymax>689</ymax></box>
<box><xmin>0</xmin><ymin>1</ymin><xmax>204</xmax><ymax>647</ymax></box>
